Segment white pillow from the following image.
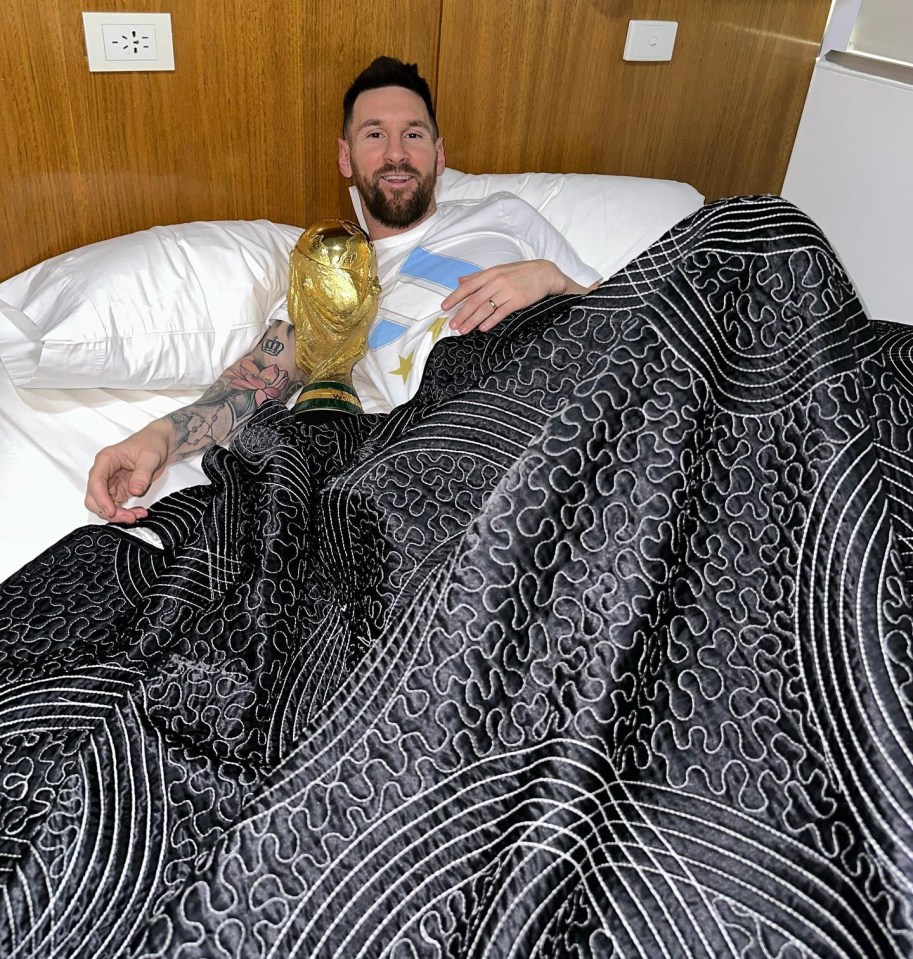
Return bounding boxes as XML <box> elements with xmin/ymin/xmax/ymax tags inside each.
<box><xmin>0</xmin><ymin>220</ymin><xmax>302</xmax><ymax>390</ymax></box>
<box><xmin>349</xmin><ymin>168</ymin><xmax>704</xmax><ymax>279</ymax></box>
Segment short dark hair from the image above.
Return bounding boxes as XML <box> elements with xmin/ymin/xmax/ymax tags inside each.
<box><xmin>342</xmin><ymin>56</ymin><xmax>438</xmax><ymax>139</ymax></box>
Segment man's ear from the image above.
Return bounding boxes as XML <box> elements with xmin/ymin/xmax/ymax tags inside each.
<box><xmin>436</xmin><ymin>137</ymin><xmax>446</xmax><ymax>176</ymax></box>
<box><xmin>338</xmin><ymin>138</ymin><xmax>352</xmax><ymax>178</ymax></box>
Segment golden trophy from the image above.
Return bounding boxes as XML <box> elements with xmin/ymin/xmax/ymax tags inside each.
<box><xmin>288</xmin><ymin>219</ymin><xmax>381</xmax><ymax>416</ymax></box>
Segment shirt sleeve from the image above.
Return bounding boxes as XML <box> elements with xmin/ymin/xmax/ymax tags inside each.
<box><xmin>498</xmin><ymin>194</ymin><xmax>602</xmax><ymax>287</ymax></box>
<box><xmin>265</xmin><ymin>295</ymin><xmax>292</xmax><ymax>326</ymax></box>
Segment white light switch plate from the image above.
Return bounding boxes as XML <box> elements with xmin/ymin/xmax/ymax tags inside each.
<box><xmin>624</xmin><ymin>20</ymin><xmax>678</xmax><ymax>62</ymax></box>
<box><xmin>82</xmin><ymin>12</ymin><xmax>175</xmax><ymax>72</ymax></box>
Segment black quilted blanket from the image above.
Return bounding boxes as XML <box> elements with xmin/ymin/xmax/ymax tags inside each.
<box><xmin>2</xmin><ymin>196</ymin><xmax>913</xmax><ymax>958</ymax></box>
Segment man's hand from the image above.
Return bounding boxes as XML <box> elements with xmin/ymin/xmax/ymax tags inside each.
<box><xmin>441</xmin><ymin>260</ymin><xmax>597</xmax><ymax>335</ymax></box>
<box><xmin>85</xmin><ymin>420</ymin><xmax>174</xmax><ymax>524</ymax></box>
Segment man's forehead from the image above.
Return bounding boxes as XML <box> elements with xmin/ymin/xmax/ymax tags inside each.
<box><xmin>351</xmin><ymin>86</ymin><xmax>433</xmax><ymax>127</ymax></box>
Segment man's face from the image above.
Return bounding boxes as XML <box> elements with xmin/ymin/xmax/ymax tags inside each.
<box><xmin>339</xmin><ymin>86</ymin><xmax>445</xmax><ymax>235</ymax></box>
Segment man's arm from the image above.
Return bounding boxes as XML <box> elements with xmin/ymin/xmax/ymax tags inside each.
<box><xmin>85</xmin><ymin>320</ymin><xmax>304</xmax><ymax>524</ymax></box>
<box><xmin>441</xmin><ymin>260</ymin><xmax>600</xmax><ymax>335</ymax></box>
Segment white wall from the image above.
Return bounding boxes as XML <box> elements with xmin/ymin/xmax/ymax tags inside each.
<box><xmin>781</xmin><ymin>54</ymin><xmax>913</xmax><ymax>325</ymax></box>
<box><xmin>850</xmin><ymin>0</ymin><xmax>913</xmax><ymax>64</ymax></box>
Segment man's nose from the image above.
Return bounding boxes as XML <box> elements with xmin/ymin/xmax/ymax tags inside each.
<box><xmin>384</xmin><ymin>138</ymin><xmax>408</xmax><ymax>163</ymax></box>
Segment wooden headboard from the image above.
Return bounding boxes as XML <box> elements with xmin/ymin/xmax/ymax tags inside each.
<box><xmin>1</xmin><ymin>0</ymin><xmax>830</xmax><ymax>281</ymax></box>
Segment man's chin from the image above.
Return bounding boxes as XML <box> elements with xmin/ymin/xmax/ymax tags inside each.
<box><xmin>376</xmin><ymin>177</ymin><xmax>424</xmax><ymax>210</ymax></box>
<box><xmin>362</xmin><ymin>190</ymin><xmax>433</xmax><ymax>231</ymax></box>
<box><xmin>351</xmin><ymin>165</ymin><xmax>436</xmax><ymax>231</ymax></box>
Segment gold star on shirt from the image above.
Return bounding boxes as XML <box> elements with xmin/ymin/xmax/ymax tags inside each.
<box><xmin>428</xmin><ymin>314</ymin><xmax>449</xmax><ymax>342</ymax></box>
<box><xmin>391</xmin><ymin>352</ymin><xmax>414</xmax><ymax>383</ymax></box>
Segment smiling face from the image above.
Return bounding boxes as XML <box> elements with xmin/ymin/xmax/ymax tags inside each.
<box><xmin>338</xmin><ymin>86</ymin><xmax>445</xmax><ymax>239</ymax></box>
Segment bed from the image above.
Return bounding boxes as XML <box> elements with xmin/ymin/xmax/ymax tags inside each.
<box><xmin>0</xmin><ymin>170</ymin><xmax>701</xmax><ymax>583</ymax></box>
<box><xmin>2</xmin><ymin>173</ymin><xmax>913</xmax><ymax>958</ymax></box>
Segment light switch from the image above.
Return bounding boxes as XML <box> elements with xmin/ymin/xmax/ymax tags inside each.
<box><xmin>623</xmin><ymin>20</ymin><xmax>678</xmax><ymax>62</ymax></box>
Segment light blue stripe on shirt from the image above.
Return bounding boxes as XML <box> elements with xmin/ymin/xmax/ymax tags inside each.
<box><xmin>368</xmin><ymin>317</ymin><xmax>408</xmax><ymax>350</ymax></box>
<box><xmin>399</xmin><ymin>247</ymin><xmax>481</xmax><ymax>290</ymax></box>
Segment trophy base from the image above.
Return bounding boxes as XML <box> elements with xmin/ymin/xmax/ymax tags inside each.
<box><xmin>291</xmin><ymin>380</ymin><xmax>363</xmax><ymax>417</ymax></box>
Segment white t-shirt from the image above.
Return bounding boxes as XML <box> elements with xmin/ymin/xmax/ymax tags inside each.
<box><xmin>273</xmin><ymin>193</ymin><xmax>600</xmax><ymax>414</ymax></box>
<box><xmin>353</xmin><ymin>193</ymin><xmax>600</xmax><ymax>413</ymax></box>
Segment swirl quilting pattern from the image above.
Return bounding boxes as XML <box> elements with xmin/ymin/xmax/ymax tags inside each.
<box><xmin>1</xmin><ymin>196</ymin><xmax>912</xmax><ymax>958</ymax></box>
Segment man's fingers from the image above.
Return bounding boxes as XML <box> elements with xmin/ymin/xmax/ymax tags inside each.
<box><xmin>109</xmin><ymin>505</ymin><xmax>148</xmax><ymax>525</ymax></box>
<box><xmin>442</xmin><ymin>272</ymin><xmax>492</xmax><ymax>311</ymax></box>
<box><xmin>126</xmin><ymin>450</ymin><xmax>164</xmax><ymax>497</ymax></box>
<box><xmin>86</xmin><ymin>447</ymin><xmax>162</xmax><ymax>519</ymax></box>
<box><xmin>86</xmin><ymin>460</ymin><xmax>118</xmax><ymax>518</ymax></box>
<box><xmin>87</xmin><ymin>486</ymin><xmax>148</xmax><ymax>524</ymax></box>
<box><xmin>127</xmin><ymin>472</ymin><xmax>153</xmax><ymax>497</ymax></box>
<box><xmin>450</xmin><ymin>292</ymin><xmax>510</xmax><ymax>334</ymax></box>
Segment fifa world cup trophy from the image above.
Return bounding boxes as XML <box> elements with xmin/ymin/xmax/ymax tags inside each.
<box><xmin>287</xmin><ymin>219</ymin><xmax>381</xmax><ymax>416</ymax></box>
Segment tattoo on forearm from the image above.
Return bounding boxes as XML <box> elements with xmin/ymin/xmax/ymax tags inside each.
<box><xmin>165</xmin><ymin>321</ymin><xmax>302</xmax><ymax>462</ymax></box>
<box><xmin>261</xmin><ymin>334</ymin><xmax>285</xmax><ymax>356</ymax></box>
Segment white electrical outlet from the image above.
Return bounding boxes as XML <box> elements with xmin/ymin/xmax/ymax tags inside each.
<box><xmin>82</xmin><ymin>12</ymin><xmax>174</xmax><ymax>72</ymax></box>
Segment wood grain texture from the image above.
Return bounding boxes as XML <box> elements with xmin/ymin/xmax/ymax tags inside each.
<box><xmin>56</xmin><ymin>0</ymin><xmax>305</xmax><ymax>240</ymax></box>
<box><xmin>435</xmin><ymin>0</ymin><xmax>831</xmax><ymax>201</ymax></box>
<box><xmin>0</xmin><ymin>2</ymin><xmax>92</xmax><ymax>266</ymax></box>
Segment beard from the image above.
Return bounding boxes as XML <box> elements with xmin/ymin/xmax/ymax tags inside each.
<box><xmin>353</xmin><ymin>162</ymin><xmax>437</xmax><ymax>230</ymax></box>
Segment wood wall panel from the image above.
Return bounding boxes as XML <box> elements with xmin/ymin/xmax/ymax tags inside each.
<box><xmin>0</xmin><ymin>3</ymin><xmax>92</xmax><ymax>266</ymax></box>
<box><xmin>435</xmin><ymin>0</ymin><xmax>831</xmax><ymax>202</ymax></box>
<box><xmin>1</xmin><ymin>0</ymin><xmax>829</xmax><ymax>282</ymax></box>
<box><xmin>56</xmin><ymin>0</ymin><xmax>305</xmax><ymax>240</ymax></box>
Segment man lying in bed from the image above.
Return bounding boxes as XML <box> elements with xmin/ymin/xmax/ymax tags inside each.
<box><xmin>85</xmin><ymin>56</ymin><xmax>600</xmax><ymax>524</ymax></box>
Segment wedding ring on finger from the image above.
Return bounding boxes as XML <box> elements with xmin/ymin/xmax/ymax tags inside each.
<box><xmin>488</xmin><ymin>298</ymin><xmax>498</xmax><ymax>311</ymax></box>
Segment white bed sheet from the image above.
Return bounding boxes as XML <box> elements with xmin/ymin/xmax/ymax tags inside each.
<box><xmin>0</xmin><ymin>359</ymin><xmax>208</xmax><ymax>582</ymax></box>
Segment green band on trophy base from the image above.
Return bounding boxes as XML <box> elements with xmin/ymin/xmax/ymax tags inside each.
<box><xmin>292</xmin><ymin>380</ymin><xmax>363</xmax><ymax>417</ymax></box>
